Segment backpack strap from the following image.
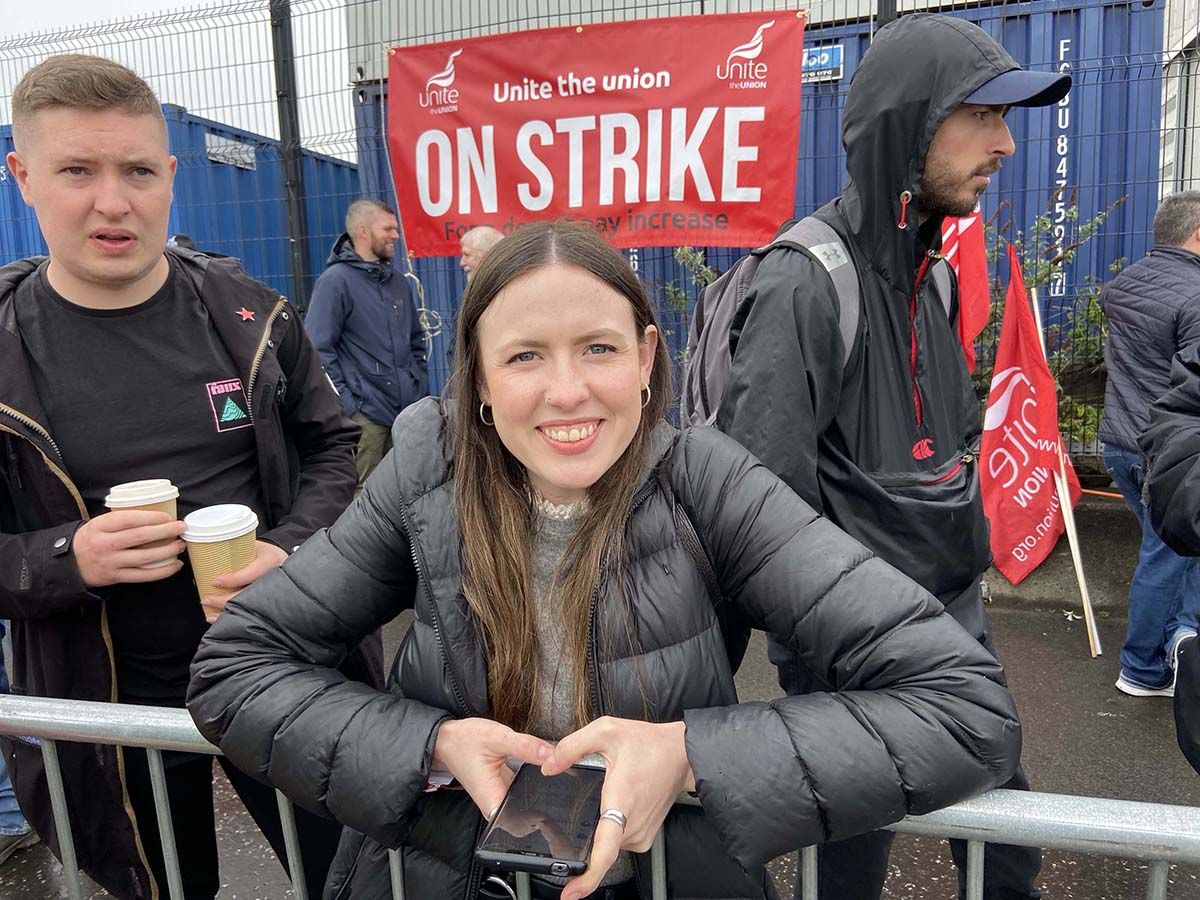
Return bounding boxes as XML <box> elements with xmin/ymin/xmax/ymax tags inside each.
<box><xmin>929</xmin><ymin>256</ymin><xmax>955</xmax><ymax>322</ymax></box>
<box><xmin>761</xmin><ymin>217</ymin><xmax>861</xmax><ymax>369</ymax></box>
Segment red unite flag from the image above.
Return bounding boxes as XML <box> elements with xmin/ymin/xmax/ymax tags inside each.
<box><xmin>941</xmin><ymin>207</ymin><xmax>990</xmax><ymax>371</ymax></box>
<box><xmin>980</xmin><ymin>245</ymin><xmax>1081</xmax><ymax>584</ymax></box>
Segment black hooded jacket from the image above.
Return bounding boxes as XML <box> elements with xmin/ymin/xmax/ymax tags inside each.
<box><xmin>719</xmin><ymin>14</ymin><xmax>1024</xmax><ymax>619</ymax></box>
<box><xmin>0</xmin><ymin>249</ymin><xmax>376</xmax><ymax>900</ymax></box>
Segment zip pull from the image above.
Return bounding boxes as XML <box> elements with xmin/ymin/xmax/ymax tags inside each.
<box><xmin>898</xmin><ymin>190</ymin><xmax>913</xmax><ymax>230</ymax></box>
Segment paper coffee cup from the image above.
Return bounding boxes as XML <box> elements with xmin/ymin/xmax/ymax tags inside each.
<box><xmin>183</xmin><ymin>505</ymin><xmax>259</xmax><ymax>601</ymax></box>
<box><xmin>105</xmin><ymin>480</ymin><xmax>181</xmax><ymax>568</ymax></box>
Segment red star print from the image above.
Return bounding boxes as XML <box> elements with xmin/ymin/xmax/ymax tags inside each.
<box><xmin>236</xmin><ymin>307</ymin><xmax>256</xmax><ymax>322</ymax></box>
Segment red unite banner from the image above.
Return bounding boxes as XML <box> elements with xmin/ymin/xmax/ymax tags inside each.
<box><xmin>981</xmin><ymin>246</ymin><xmax>1081</xmax><ymax>585</ymax></box>
<box><xmin>387</xmin><ymin>12</ymin><xmax>805</xmax><ymax>257</ymax></box>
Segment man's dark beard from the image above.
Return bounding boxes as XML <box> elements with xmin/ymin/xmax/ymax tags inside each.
<box><xmin>918</xmin><ymin>158</ymin><xmax>999</xmax><ymax>219</ymax></box>
<box><xmin>373</xmin><ymin>239</ymin><xmax>393</xmax><ymax>261</ymax></box>
<box><xmin>916</xmin><ymin>175</ymin><xmax>980</xmax><ymax>219</ymax></box>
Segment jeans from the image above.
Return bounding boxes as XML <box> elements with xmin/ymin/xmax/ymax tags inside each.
<box><xmin>0</xmin><ymin>621</ymin><xmax>31</xmax><ymax>836</ymax></box>
<box><xmin>1104</xmin><ymin>444</ymin><xmax>1200</xmax><ymax>688</ymax></box>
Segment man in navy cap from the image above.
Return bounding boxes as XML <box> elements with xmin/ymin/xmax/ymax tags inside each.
<box><xmin>718</xmin><ymin>13</ymin><xmax>1070</xmax><ymax>900</ymax></box>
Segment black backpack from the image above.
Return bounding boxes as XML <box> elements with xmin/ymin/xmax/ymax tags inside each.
<box><xmin>681</xmin><ymin>217</ymin><xmax>952</xmax><ymax>427</ymax></box>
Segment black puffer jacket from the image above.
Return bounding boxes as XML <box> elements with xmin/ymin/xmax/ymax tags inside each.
<box><xmin>718</xmin><ymin>14</ymin><xmax>1030</xmax><ymax>619</ymax></box>
<box><xmin>188</xmin><ymin>398</ymin><xmax>1021</xmax><ymax>899</ymax></box>
<box><xmin>1141</xmin><ymin>341</ymin><xmax>1200</xmax><ymax>556</ymax></box>
<box><xmin>1100</xmin><ymin>246</ymin><xmax>1200</xmax><ymax>453</ymax></box>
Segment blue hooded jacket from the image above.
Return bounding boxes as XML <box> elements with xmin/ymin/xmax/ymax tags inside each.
<box><xmin>306</xmin><ymin>234</ymin><xmax>429</xmax><ymax>426</ymax></box>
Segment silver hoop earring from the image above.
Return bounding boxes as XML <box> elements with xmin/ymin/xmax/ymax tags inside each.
<box><xmin>479</xmin><ymin>402</ymin><xmax>494</xmax><ymax>426</ymax></box>
<box><xmin>641</xmin><ymin>384</ymin><xmax>651</xmax><ymax>409</ymax></box>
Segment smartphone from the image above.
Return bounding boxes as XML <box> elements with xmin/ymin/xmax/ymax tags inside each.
<box><xmin>474</xmin><ymin>763</ymin><xmax>605</xmax><ymax>878</ymax></box>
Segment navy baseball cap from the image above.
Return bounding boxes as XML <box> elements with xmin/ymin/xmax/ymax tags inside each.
<box><xmin>964</xmin><ymin>68</ymin><xmax>1071</xmax><ymax>108</ymax></box>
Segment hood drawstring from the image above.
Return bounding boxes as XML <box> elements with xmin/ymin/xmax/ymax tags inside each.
<box><xmin>897</xmin><ymin>190</ymin><xmax>912</xmax><ymax>230</ymax></box>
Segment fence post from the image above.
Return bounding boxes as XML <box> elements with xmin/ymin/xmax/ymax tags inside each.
<box><xmin>40</xmin><ymin>738</ymin><xmax>83</xmax><ymax>900</ymax></box>
<box><xmin>269</xmin><ymin>0</ymin><xmax>314</xmax><ymax>312</ymax></box>
<box><xmin>1146</xmin><ymin>860</ymin><xmax>1169</xmax><ymax>900</ymax></box>
<box><xmin>800</xmin><ymin>845</ymin><xmax>818</xmax><ymax>900</ymax></box>
<box><xmin>876</xmin><ymin>0</ymin><xmax>898</xmax><ymax>28</ymax></box>
<box><xmin>146</xmin><ymin>748</ymin><xmax>186</xmax><ymax>900</ymax></box>
<box><xmin>275</xmin><ymin>789</ymin><xmax>310</xmax><ymax>900</ymax></box>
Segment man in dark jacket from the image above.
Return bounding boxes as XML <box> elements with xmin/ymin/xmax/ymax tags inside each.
<box><xmin>0</xmin><ymin>54</ymin><xmax>375</xmax><ymax>900</ymax></box>
<box><xmin>1140</xmin><ymin>345</ymin><xmax>1200</xmax><ymax>777</ymax></box>
<box><xmin>717</xmin><ymin>14</ymin><xmax>1069</xmax><ymax>900</ymax></box>
<box><xmin>1100</xmin><ymin>191</ymin><xmax>1200</xmax><ymax>698</ymax></box>
<box><xmin>306</xmin><ymin>199</ymin><xmax>429</xmax><ymax>489</ymax></box>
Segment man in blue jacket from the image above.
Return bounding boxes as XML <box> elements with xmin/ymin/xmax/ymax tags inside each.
<box><xmin>307</xmin><ymin>199</ymin><xmax>429</xmax><ymax>488</ymax></box>
<box><xmin>1101</xmin><ymin>191</ymin><xmax>1200</xmax><ymax>698</ymax></box>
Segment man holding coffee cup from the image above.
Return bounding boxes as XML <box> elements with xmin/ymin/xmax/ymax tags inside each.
<box><xmin>0</xmin><ymin>54</ymin><xmax>375</xmax><ymax>900</ymax></box>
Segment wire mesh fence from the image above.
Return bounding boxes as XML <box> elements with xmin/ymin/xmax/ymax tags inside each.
<box><xmin>0</xmin><ymin>0</ymin><xmax>1195</xmax><ymax>465</ymax></box>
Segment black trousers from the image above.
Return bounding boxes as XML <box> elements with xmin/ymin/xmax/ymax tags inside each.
<box><xmin>770</xmin><ymin>583</ymin><xmax>1042</xmax><ymax>900</ymax></box>
<box><xmin>122</xmin><ymin>746</ymin><xmax>343</xmax><ymax>900</ymax></box>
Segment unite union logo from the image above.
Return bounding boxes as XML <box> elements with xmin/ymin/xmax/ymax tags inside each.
<box><xmin>716</xmin><ymin>20</ymin><xmax>773</xmax><ymax>88</ymax></box>
<box><xmin>983</xmin><ymin>366</ymin><xmax>1034</xmax><ymax>433</ymax></box>
<box><xmin>419</xmin><ymin>48</ymin><xmax>462</xmax><ymax>113</ymax></box>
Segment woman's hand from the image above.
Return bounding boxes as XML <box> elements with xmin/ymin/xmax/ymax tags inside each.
<box><xmin>542</xmin><ymin>717</ymin><xmax>696</xmax><ymax>900</ymax></box>
<box><xmin>431</xmin><ymin>718</ymin><xmax>554</xmax><ymax>819</ymax></box>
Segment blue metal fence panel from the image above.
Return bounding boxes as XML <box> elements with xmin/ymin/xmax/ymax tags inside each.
<box><xmin>0</xmin><ymin>132</ymin><xmax>42</xmax><ymax>260</ymax></box>
<box><xmin>0</xmin><ymin>104</ymin><xmax>359</xmax><ymax>305</ymax></box>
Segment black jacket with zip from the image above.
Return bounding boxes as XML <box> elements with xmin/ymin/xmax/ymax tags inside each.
<box><xmin>717</xmin><ymin>14</ymin><xmax>1021</xmax><ymax>621</ymax></box>
<box><xmin>187</xmin><ymin>397</ymin><xmax>1022</xmax><ymax>900</ymax></box>
<box><xmin>0</xmin><ymin>248</ymin><xmax>375</xmax><ymax>900</ymax></box>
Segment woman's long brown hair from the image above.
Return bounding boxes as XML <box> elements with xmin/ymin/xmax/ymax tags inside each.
<box><xmin>449</xmin><ymin>221</ymin><xmax>672</xmax><ymax>731</ymax></box>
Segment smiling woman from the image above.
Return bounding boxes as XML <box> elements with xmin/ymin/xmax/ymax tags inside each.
<box><xmin>473</xmin><ymin>258</ymin><xmax>661</xmax><ymax>503</ymax></box>
<box><xmin>189</xmin><ymin>220</ymin><xmax>1026</xmax><ymax>900</ymax></box>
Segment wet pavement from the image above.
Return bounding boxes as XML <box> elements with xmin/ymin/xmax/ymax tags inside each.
<box><xmin>1</xmin><ymin>604</ymin><xmax>1197</xmax><ymax>898</ymax></box>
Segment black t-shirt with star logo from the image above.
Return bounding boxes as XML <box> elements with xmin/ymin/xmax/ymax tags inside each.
<box><xmin>18</xmin><ymin>257</ymin><xmax>266</xmax><ymax>701</ymax></box>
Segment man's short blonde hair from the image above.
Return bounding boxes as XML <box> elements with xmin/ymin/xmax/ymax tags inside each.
<box><xmin>12</xmin><ymin>54</ymin><xmax>165</xmax><ymax>151</ymax></box>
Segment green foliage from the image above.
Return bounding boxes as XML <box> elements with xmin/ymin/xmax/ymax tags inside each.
<box><xmin>664</xmin><ymin>245</ymin><xmax>718</xmax><ymax>313</ymax></box>
<box><xmin>660</xmin><ymin>246</ymin><xmax>720</xmax><ymax>364</ymax></box>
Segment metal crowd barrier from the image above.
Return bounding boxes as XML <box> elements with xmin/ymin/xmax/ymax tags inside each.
<box><xmin>1</xmin><ymin>694</ymin><xmax>1198</xmax><ymax>900</ymax></box>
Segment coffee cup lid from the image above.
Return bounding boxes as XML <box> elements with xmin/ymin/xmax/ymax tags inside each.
<box><xmin>105</xmin><ymin>479</ymin><xmax>180</xmax><ymax>508</ymax></box>
<box><xmin>182</xmin><ymin>505</ymin><xmax>258</xmax><ymax>542</ymax></box>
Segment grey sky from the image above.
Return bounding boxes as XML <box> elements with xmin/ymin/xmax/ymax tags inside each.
<box><xmin>0</xmin><ymin>0</ymin><xmax>357</xmax><ymax>160</ymax></box>
<box><xmin>1</xmin><ymin>0</ymin><xmax>206</xmax><ymax>42</ymax></box>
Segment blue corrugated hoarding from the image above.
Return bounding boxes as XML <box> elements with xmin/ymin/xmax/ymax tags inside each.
<box><xmin>0</xmin><ymin>103</ymin><xmax>360</xmax><ymax>303</ymax></box>
<box><xmin>355</xmin><ymin>0</ymin><xmax>1163</xmax><ymax>397</ymax></box>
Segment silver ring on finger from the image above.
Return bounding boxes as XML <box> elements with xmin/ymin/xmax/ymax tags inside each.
<box><xmin>599</xmin><ymin>808</ymin><xmax>628</xmax><ymax>832</ymax></box>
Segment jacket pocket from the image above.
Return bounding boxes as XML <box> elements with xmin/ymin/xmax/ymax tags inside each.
<box><xmin>871</xmin><ymin>452</ymin><xmax>975</xmax><ymax>497</ymax></box>
<box><xmin>851</xmin><ymin>450</ymin><xmax>989</xmax><ymax>600</ymax></box>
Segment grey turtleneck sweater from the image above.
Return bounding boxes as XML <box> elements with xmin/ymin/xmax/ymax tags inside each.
<box><xmin>528</xmin><ymin>497</ymin><xmax>634</xmax><ymax>887</ymax></box>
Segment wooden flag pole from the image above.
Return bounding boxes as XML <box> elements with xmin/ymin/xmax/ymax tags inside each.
<box><xmin>1029</xmin><ymin>287</ymin><xmax>1102</xmax><ymax>657</ymax></box>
